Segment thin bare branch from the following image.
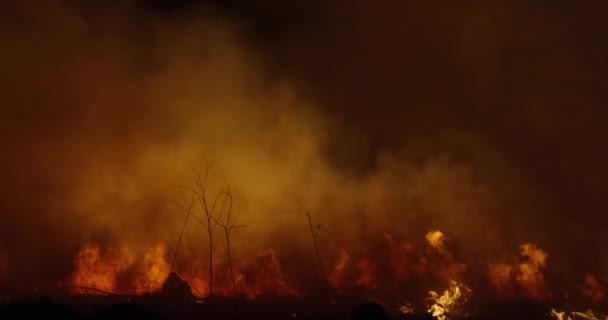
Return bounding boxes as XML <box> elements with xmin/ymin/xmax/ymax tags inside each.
<box><xmin>170</xmin><ymin>194</ymin><xmax>196</xmax><ymax>272</ymax></box>
<box><xmin>165</xmin><ymin>198</ymin><xmax>206</xmax><ymax>227</ymax></box>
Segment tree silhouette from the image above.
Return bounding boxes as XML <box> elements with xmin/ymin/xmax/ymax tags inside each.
<box><xmin>211</xmin><ymin>183</ymin><xmax>247</xmax><ymax>295</ymax></box>
<box><xmin>171</xmin><ymin>164</ymin><xmax>232</xmax><ymax>299</ymax></box>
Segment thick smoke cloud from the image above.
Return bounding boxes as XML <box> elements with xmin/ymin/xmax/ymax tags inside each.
<box><xmin>0</xmin><ymin>0</ymin><xmax>607</xmax><ymax>298</ymax></box>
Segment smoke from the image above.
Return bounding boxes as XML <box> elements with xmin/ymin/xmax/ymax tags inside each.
<box><xmin>0</xmin><ymin>1</ymin><xmax>606</xmax><ymax>299</ymax></box>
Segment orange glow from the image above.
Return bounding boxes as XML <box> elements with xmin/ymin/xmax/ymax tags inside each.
<box><xmin>488</xmin><ymin>263</ymin><xmax>514</xmax><ymax>298</ymax></box>
<box><xmin>327</xmin><ymin>249</ymin><xmax>350</xmax><ymax>290</ymax></box>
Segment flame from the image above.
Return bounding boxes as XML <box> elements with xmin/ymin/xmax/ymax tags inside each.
<box><xmin>356</xmin><ymin>258</ymin><xmax>376</xmax><ymax>290</ymax></box>
<box><xmin>582</xmin><ymin>274</ymin><xmax>605</xmax><ymax>303</ymax></box>
<box><xmin>427</xmin><ymin>279</ymin><xmax>471</xmax><ymax>320</ymax></box>
<box><xmin>516</xmin><ymin>243</ymin><xmax>547</xmax><ymax>299</ymax></box>
<box><xmin>70</xmin><ymin>243</ymin><xmax>171</xmax><ymax>295</ymax></box>
<box><xmin>70</xmin><ymin>243</ymin><xmax>134</xmax><ymax>293</ymax></box>
<box><xmin>488</xmin><ymin>263</ymin><xmax>514</xmax><ymax>297</ymax></box>
<box><xmin>426</xmin><ymin>230</ymin><xmax>446</xmax><ymax>252</ymax></box>
<box><xmin>133</xmin><ymin>244</ymin><xmax>170</xmax><ymax>294</ymax></box>
<box><xmin>551</xmin><ymin>309</ymin><xmax>608</xmax><ymax>320</ymax></box>
<box><xmin>65</xmin><ymin>230</ymin><xmax>608</xmax><ymax>312</ymax></box>
<box><xmin>424</xmin><ymin>231</ymin><xmax>466</xmax><ymax>282</ymax></box>
<box><xmin>488</xmin><ymin>242</ymin><xmax>548</xmax><ymax>300</ymax></box>
<box><xmin>327</xmin><ymin>249</ymin><xmax>351</xmax><ymax>289</ymax></box>
<box><xmin>236</xmin><ymin>248</ymin><xmax>301</xmax><ymax>298</ymax></box>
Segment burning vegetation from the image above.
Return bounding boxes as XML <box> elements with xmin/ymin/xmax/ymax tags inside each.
<box><xmin>2</xmin><ymin>1</ymin><xmax>608</xmax><ymax>319</ymax></box>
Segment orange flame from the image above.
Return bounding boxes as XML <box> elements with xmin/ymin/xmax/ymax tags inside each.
<box><xmin>516</xmin><ymin>243</ymin><xmax>547</xmax><ymax>299</ymax></box>
<box><xmin>70</xmin><ymin>243</ymin><xmax>134</xmax><ymax>294</ymax></box>
<box><xmin>582</xmin><ymin>274</ymin><xmax>605</xmax><ymax>304</ymax></box>
<box><xmin>133</xmin><ymin>244</ymin><xmax>171</xmax><ymax>295</ymax></box>
<box><xmin>488</xmin><ymin>243</ymin><xmax>548</xmax><ymax>300</ymax></box>
<box><xmin>327</xmin><ymin>249</ymin><xmax>351</xmax><ymax>290</ymax></box>
<box><xmin>488</xmin><ymin>263</ymin><xmax>514</xmax><ymax>298</ymax></box>
<box><xmin>426</xmin><ymin>230</ymin><xmax>446</xmax><ymax>252</ymax></box>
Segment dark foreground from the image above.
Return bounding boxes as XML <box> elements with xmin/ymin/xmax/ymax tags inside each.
<box><xmin>0</xmin><ymin>295</ymin><xmax>594</xmax><ymax>320</ymax></box>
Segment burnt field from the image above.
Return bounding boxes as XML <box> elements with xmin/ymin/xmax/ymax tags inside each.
<box><xmin>0</xmin><ymin>297</ymin><xmax>563</xmax><ymax>320</ymax></box>
<box><xmin>0</xmin><ymin>291</ymin><xmax>603</xmax><ymax>320</ymax></box>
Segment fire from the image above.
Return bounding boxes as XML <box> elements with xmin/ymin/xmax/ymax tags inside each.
<box><xmin>424</xmin><ymin>231</ymin><xmax>466</xmax><ymax>282</ymax></box>
<box><xmin>516</xmin><ymin>243</ymin><xmax>548</xmax><ymax>299</ymax></box>
<box><xmin>355</xmin><ymin>258</ymin><xmax>376</xmax><ymax>289</ymax></box>
<box><xmin>551</xmin><ymin>309</ymin><xmax>608</xmax><ymax>320</ymax></box>
<box><xmin>134</xmin><ymin>244</ymin><xmax>171</xmax><ymax>295</ymax></box>
<box><xmin>488</xmin><ymin>242</ymin><xmax>548</xmax><ymax>300</ymax></box>
<box><xmin>163</xmin><ymin>247</ymin><xmax>301</xmax><ymax>299</ymax></box>
<box><xmin>582</xmin><ymin>274</ymin><xmax>606</xmax><ymax>303</ymax></box>
<box><xmin>70</xmin><ymin>243</ymin><xmax>134</xmax><ymax>293</ymax></box>
<box><xmin>70</xmin><ymin>243</ymin><xmax>171</xmax><ymax>295</ymax></box>
<box><xmin>488</xmin><ymin>263</ymin><xmax>514</xmax><ymax>297</ymax></box>
<box><xmin>63</xmin><ymin>228</ymin><xmax>608</xmax><ymax>314</ymax></box>
<box><xmin>327</xmin><ymin>249</ymin><xmax>351</xmax><ymax>290</ymax></box>
<box><xmin>233</xmin><ymin>248</ymin><xmax>301</xmax><ymax>298</ymax></box>
<box><xmin>426</xmin><ymin>230</ymin><xmax>446</xmax><ymax>252</ymax></box>
<box><xmin>427</xmin><ymin>279</ymin><xmax>471</xmax><ymax>320</ymax></box>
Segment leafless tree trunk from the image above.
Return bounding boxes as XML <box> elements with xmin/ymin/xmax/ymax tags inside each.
<box><xmin>306</xmin><ymin>210</ymin><xmax>324</xmax><ymax>278</ymax></box>
<box><xmin>177</xmin><ymin>165</ymin><xmax>231</xmax><ymax>299</ymax></box>
<box><xmin>170</xmin><ymin>194</ymin><xmax>195</xmax><ymax>272</ymax></box>
<box><xmin>213</xmin><ymin>184</ymin><xmax>247</xmax><ymax>295</ymax></box>
<box><xmin>171</xmin><ymin>165</ymin><xmax>246</xmax><ymax>298</ymax></box>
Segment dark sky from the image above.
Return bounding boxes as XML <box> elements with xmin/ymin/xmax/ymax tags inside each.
<box><xmin>144</xmin><ymin>0</ymin><xmax>608</xmax><ymax>213</ymax></box>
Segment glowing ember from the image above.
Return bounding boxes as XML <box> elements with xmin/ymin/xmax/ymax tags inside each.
<box><xmin>399</xmin><ymin>303</ymin><xmax>415</xmax><ymax>314</ymax></box>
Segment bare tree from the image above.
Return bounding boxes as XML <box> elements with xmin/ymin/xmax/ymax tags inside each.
<box><xmin>305</xmin><ymin>210</ymin><xmax>325</xmax><ymax>278</ymax></box>
<box><xmin>172</xmin><ymin>165</ymin><xmax>231</xmax><ymax>299</ymax></box>
<box><xmin>211</xmin><ymin>183</ymin><xmax>247</xmax><ymax>295</ymax></box>
<box><xmin>169</xmin><ymin>194</ymin><xmax>196</xmax><ymax>273</ymax></box>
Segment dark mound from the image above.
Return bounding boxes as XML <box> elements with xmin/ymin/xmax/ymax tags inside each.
<box><xmin>0</xmin><ymin>298</ymin><xmax>83</xmax><ymax>320</ymax></box>
<box><xmin>161</xmin><ymin>272</ymin><xmax>195</xmax><ymax>303</ymax></box>
<box><xmin>351</xmin><ymin>302</ymin><xmax>389</xmax><ymax>320</ymax></box>
<box><xmin>92</xmin><ymin>302</ymin><xmax>163</xmax><ymax>320</ymax></box>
